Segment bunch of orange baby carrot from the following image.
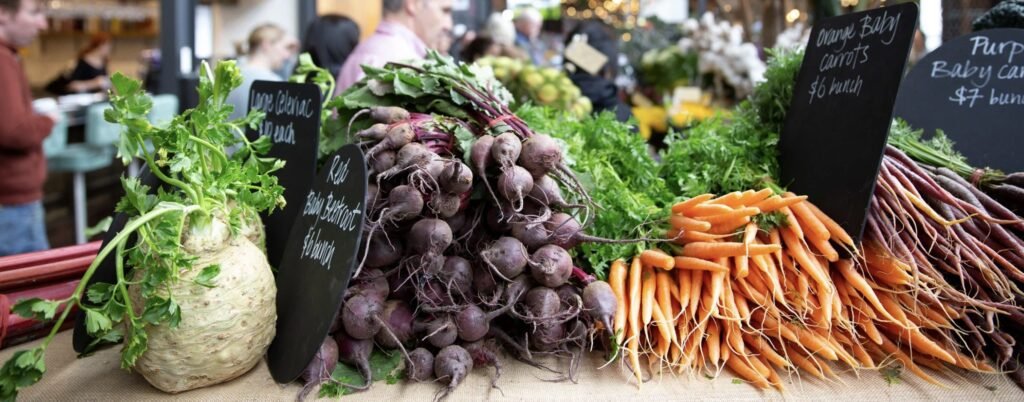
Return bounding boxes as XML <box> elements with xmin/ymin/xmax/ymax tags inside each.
<box><xmin>607</xmin><ymin>189</ymin><xmax>992</xmax><ymax>390</ymax></box>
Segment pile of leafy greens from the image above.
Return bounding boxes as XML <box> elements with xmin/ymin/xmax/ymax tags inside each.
<box><xmin>519</xmin><ymin>106</ymin><xmax>671</xmax><ymax>279</ymax></box>
<box><xmin>517</xmin><ymin>49</ymin><xmax>804</xmax><ymax>277</ymax></box>
<box><xmin>660</xmin><ymin>48</ymin><xmax>803</xmax><ymax>197</ymax></box>
<box><xmin>887</xmin><ymin>119</ymin><xmax>1004</xmax><ymax>184</ymax></box>
<box><xmin>310</xmin><ymin>48</ymin><xmax>805</xmax><ymax>279</ymax></box>
<box><xmin>0</xmin><ymin>61</ymin><xmax>284</xmax><ymax>400</ymax></box>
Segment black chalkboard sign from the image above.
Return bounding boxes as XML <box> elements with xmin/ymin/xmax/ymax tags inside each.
<box><xmin>267</xmin><ymin>144</ymin><xmax>368</xmax><ymax>383</ymax></box>
<box><xmin>895</xmin><ymin>28</ymin><xmax>1024</xmax><ymax>172</ymax></box>
<box><xmin>245</xmin><ymin>81</ymin><xmax>321</xmax><ymax>268</ymax></box>
<box><xmin>780</xmin><ymin>3</ymin><xmax>918</xmax><ymax>242</ymax></box>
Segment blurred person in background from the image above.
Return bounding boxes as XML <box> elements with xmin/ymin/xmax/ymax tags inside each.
<box><xmin>226</xmin><ymin>23</ymin><xmax>298</xmax><ymax>120</ymax></box>
<box><xmin>274</xmin><ymin>40</ymin><xmax>300</xmax><ymax>79</ymax></box>
<box><xmin>460</xmin><ymin>12</ymin><xmax>524</xmax><ymax>62</ymax></box>
<box><xmin>563</xmin><ymin>20</ymin><xmax>630</xmax><ymax>122</ymax></box>
<box><xmin>335</xmin><ymin>0</ymin><xmax>453</xmax><ymax>92</ymax></box>
<box><xmin>432</xmin><ymin>27</ymin><xmax>453</xmax><ymax>56</ymax></box>
<box><xmin>66</xmin><ymin>33</ymin><xmax>112</xmax><ymax>93</ymax></box>
<box><xmin>459</xmin><ymin>36</ymin><xmax>500</xmax><ymax>63</ymax></box>
<box><xmin>139</xmin><ymin>48</ymin><xmax>161</xmax><ymax>94</ymax></box>
<box><xmin>45</xmin><ymin>33</ymin><xmax>113</xmax><ymax>95</ymax></box>
<box><xmin>483</xmin><ymin>12</ymin><xmax>516</xmax><ymax>49</ymax></box>
<box><xmin>300</xmin><ymin>14</ymin><xmax>360</xmax><ymax>78</ymax></box>
<box><xmin>0</xmin><ymin>0</ymin><xmax>57</xmax><ymax>255</ymax></box>
<box><xmin>460</xmin><ymin>37</ymin><xmax>525</xmax><ymax>63</ymax></box>
<box><xmin>513</xmin><ymin>7</ymin><xmax>544</xmax><ymax>65</ymax></box>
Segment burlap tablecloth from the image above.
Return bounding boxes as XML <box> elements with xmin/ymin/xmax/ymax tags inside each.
<box><xmin>2</xmin><ymin>330</ymin><xmax>1021</xmax><ymax>401</ymax></box>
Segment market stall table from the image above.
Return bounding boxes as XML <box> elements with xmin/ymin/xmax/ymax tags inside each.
<box><xmin>2</xmin><ymin>330</ymin><xmax>1020</xmax><ymax>401</ymax></box>
<box><xmin>52</xmin><ymin>93</ymin><xmax>108</xmax><ymax>128</ymax></box>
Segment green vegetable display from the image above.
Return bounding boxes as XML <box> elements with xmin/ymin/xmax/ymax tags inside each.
<box><xmin>620</xmin><ymin>17</ymin><xmax>684</xmax><ymax>82</ymax></box>
<box><xmin>322</xmin><ymin>51</ymin><xmax>512</xmax><ymax>158</ymax></box>
<box><xmin>519</xmin><ymin>106</ymin><xmax>670</xmax><ymax>278</ymax></box>
<box><xmin>660</xmin><ymin>49</ymin><xmax>802</xmax><ymax>197</ymax></box>
<box><xmin>0</xmin><ymin>61</ymin><xmax>285</xmax><ymax>399</ymax></box>
<box><xmin>289</xmin><ymin>52</ymin><xmax>345</xmax><ymax>162</ymax></box>
<box><xmin>476</xmin><ymin>56</ymin><xmax>592</xmax><ymax>117</ymax></box>
<box><xmin>513</xmin><ymin>49</ymin><xmax>805</xmax><ymax>277</ymax></box>
<box><xmin>887</xmin><ymin>119</ymin><xmax>1004</xmax><ymax>185</ymax></box>
<box><xmin>305</xmin><ymin>50</ymin><xmax>610</xmax><ymax>398</ymax></box>
<box><xmin>638</xmin><ymin>46</ymin><xmax>699</xmax><ymax>95</ymax></box>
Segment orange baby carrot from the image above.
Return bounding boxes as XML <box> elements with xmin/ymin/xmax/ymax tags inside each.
<box><xmin>609</xmin><ymin>259</ymin><xmax>628</xmax><ymax>336</ymax></box>
<box><xmin>752</xmin><ymin>194</ymin><xmax>808</xmax><ymax>213</ymax></box>
<box><xmin>641</xmin><ymin>265</ymin><xmax>657</xmax><ymax>325</ymax></box>
<box><xmin>709</xmin><ymin>191</ymin><xmax>746</xmax><ymax>208</ymax></box>
<box><xmin>681</xmin><ymin>242</ymin><xmax>781</xmax><ymax>259</ymax></box>
<box><xmin>641</xmin><ymin>249</ymin><xmax>675</xmax><ymax>270</ymax></box>
<box><xmin>737</xmin><ymin>188</ymin><xmax>774</xmax><ymax>206</ymax></box>
<box><xmin>673</xmin><ymin>256</ymin><xmax>730</xmax><ymax>273</ymax></box>
<box><xmin>689</xmin><ymin>203</ymin><xmax>735</xmax><ymax>217</ymax></box>
<box><xmin>785</xmin><ymin>195</ymin><xmax>830</xmax><ymax>242</ymax></box>
<box><xmin>805</xmin><ymin>201</ymin><xmax>856</xmax><ymax>247</ymax></box>
<box><xmin>670</xmin><ymin>215</ymin><xmax>713</xmax><ymax>232</ymax></box>
<box><xmin>671</xmin><ymin>194</ymin><xmax>715</xmax><ymax>214</ymax></box>
<box><xmin>628</xmin><ymin>257</ymin><xmax>642</xmax><ymax>343</ymax></box>
<box><xmin>701</xmin><ymin>207</ymin><xmax>761</xmax><ymax>225</ymax></box>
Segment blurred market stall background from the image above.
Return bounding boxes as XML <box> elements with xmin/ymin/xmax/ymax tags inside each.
<box><xmin>13</xmin><ymin>0</ymin><xmax>1002</xmax><ymax>249</ymax></box>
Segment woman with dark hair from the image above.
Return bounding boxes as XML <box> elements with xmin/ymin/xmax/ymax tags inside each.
<box><xmin>459</xmin><ymin>35</ymin><xmax>494</xmax><ymax>63</ymax></box>
<box><xmin>300</xmin><ymin>14</ymin><xmax>360</xmax><ymax>78</ymax></box>
<box><xmin>460</xmin><ymin>36</ymin><xmax>524</xmax><ymax>63</ymax></box>
<box><xmin>563</xmin><ymin>20</ymin><xmax>630</xmax><ymax>122</ymax></box>
<box><xmin>47</xmin><ymin>32</ymin><xmax>112</xmax><ymax>94</ymax></box>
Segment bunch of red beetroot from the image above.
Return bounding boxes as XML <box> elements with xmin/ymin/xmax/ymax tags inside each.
<box><xmin>299</xmin><ymin>106</ymin><xmax>619</xmax><ymax>400</ymax></box>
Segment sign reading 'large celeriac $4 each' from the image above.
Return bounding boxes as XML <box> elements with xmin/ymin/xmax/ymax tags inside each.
<box><xmin>780</xmin><ymin>4</ymin><xmax>918</xmax><ymax>243</ymax></box>
<box><xmin>246</xmin><ymin>81</ymin><xmax>321</xmax><ymax>268</ymax></box>
<box><xmin>895</xmin><ymin>28</ymin><xmax>1024</xmax><ymax>172</ymax></box>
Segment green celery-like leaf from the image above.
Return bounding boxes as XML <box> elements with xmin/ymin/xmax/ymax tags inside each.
<box><xmin>11</xmin><ymin>298</ymin><xmax>61</xmax><ymax>322</ymax></box>
<box><xmin>753</xmin><ymin>211</ymin><xmax>789</xmax><ymax>231</ymax></box>
<box><xmin>84</xmin><ymin>309</ymin><xmax>113</xmax><ymax>334</ymax></box>
<box><xmin>121</xmin><ymin>323</ymin><xmax>148</xmax><ymax>369</ymax></box>
<box><xmin>110</xmin><ymin>73</ymin><xmax>141</xmax><ymax>97</ymax></box>
<box><xmin>141</xmin><ymin>297</ymin><xmax>179</xmax><ymax>326</ymax></box>
<box><xmin>0</xmin><ymin>347</ymin><xmax>45</xmax><ymax>399</ymax></box>
<box><xmin>82</xmin><ymin>327</ymin><xmax>124</xmax><ymax>356</ymax></box>
<box><xmin>453</xmin><ymin>125</ymin><xmax>477</xmax><ymax>165</ymax></box>
<box><xmin>880</xmin><ymin>363</ymin><xmax>903</xmax><ymax>385</ymax></box>
<box><xmin>85</xmin><ymin>283</ymin><xmax>115</xmax><ymax>305</ymax></box>
<box><xmin>84</xmin><ymin>216</ymin><xmax>113</xmax><ymax>238</ymax></box>
<box><xmin>319</xmin><ymin>349</ymin><xmax>404</xmax><ymax>398</ymax></box>
<box><xmin>369</xmin><ymin>350</ymin><xmax>404</xmax><ymax>384</ymax></box>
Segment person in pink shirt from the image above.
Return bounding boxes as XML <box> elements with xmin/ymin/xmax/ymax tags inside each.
<box><xmin>335</xmin><ymin>0</ymin><xmax>453</xmax><ymax>93</ymax></box>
